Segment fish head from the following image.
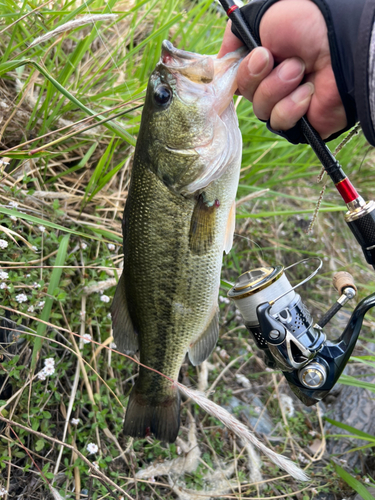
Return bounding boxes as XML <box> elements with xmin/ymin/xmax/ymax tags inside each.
<box><xmin>137</xmin><ymin>40</ymin><xmax>245</xmax><ymax>194</ymax></box>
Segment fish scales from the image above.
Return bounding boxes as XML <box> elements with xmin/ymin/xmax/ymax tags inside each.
<box><xmin>112</xmin><ymin>40</ymin><xmax>244</xmax><ymax>442</ymax></box>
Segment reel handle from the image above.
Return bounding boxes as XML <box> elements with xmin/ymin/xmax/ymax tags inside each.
<box><xmin>317</xmin><ymin>272</ymin><xmax>357</xmax><ymax>329</ymax></box>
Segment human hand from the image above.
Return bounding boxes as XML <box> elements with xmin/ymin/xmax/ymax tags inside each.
<box><xmin>219</xmin><ymin>0</ymin><xmax>347</xmax><ymax>140</ymax></box>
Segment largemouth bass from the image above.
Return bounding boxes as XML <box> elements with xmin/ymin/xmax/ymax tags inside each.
<box><xmin>111</xmin><ymin>40</ymin><xmax>243</xmax><ymax>443</ymax></box>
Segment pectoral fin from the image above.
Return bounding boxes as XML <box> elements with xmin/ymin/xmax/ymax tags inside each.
<box><xmin>188</xmin><ymin>309</ymin><xmax>219</xmax><ymax>366</ymax></box>
<box><xmin>111</xmin><ymin>273</ymin><xmax>139</xmax><ymax>354</ymax></box>
<box><xmin>189</xmin><ymin>194</ymin><xmax>218</xmax><ymax>255</ymax></box>
<box><xmin>223</xmin><ymin>200</ymin><xmax>236</xmax><ymax>254</ymax></box>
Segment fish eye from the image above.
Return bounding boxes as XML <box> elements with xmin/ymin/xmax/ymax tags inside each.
<box><xmin>154</xmin><ymin>85</ymin><xmax>172</xmax><ymax>106</ymax></box>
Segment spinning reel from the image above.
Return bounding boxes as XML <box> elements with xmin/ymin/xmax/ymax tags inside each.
<box><xmin>228</xmin><ymin>259</ymin><xmax>375</xmax><ymax>405</ymax></box>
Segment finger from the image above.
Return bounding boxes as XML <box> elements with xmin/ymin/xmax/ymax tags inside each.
<box><xmin>270</xmin><ymin>82</ymin><xmax>315</xmax><ymax>131</ymax></box>
<box><xmin>218</xmin><ymin>20</ymin><xmax>244</xmax><ymax>58</ymax></box>
<box><xmin>236</xmin><ymin>47</ymin><xmax>274</xmax><ymax>100</ymax></box>
<box><xmin>304</xmin><ymin>69</ymin><xmax>347</xmax><ymax>139</ymax></box>
<box><xmin>251</xmin><ymin>57</ymin><xmax>306</xmax><ymax>120</ymax></box>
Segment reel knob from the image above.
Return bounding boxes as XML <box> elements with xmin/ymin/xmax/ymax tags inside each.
<box><xmin>299</xmin><ymin>362</ymin><xmax>327</xmax><ymax>389</ymax></box>
<box><xmin>332</xmin><ymin>271</ymin><xmax>357</xmax><ymax>295</ymax></box>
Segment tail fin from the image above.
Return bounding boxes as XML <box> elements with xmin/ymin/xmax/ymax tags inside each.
<box><xmin>124</xmin><ymin>384</ymin><xmax>180</xmax><ymax>443</ymax></box>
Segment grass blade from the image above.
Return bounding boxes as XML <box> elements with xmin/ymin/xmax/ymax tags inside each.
<box><xmin>325</xmin><ymin>417</ymin><xmax>375</xmax><ymax>441</ymax></box>
<box><xmin>335</xmin><ymin>464</ymin><xmax>375</xmax><ymax>499</ymax></box>
<box><xmin>0</xmin><ymin>60</ymin><xmax>136</xmax><ymax>146</ymax></box>
<box><xmin>0</xmin><ymin>208</ymin><xmax>122</xmax><ymax>242</ymax></box>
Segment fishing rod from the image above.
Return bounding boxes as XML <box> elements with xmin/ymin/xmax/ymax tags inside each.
<box><xmin>219</xmin><ymin>0</ymin><xmax>375</xmax><ymax>406</ymax></box>
<box><xmin>219</xmin><ymin>0</ymin><xmax>375</xmax><ymax>270</ymax></box>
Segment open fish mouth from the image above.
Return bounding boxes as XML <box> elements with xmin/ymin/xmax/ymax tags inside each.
<box><xmin>158</xmin><ymin>40</ymin><xmax>245</xmax><ymax>155</ymax></box>
<box><xmin>159</xmin><ymin>40</ymin><xmax>245</xmax><ymax>115</ymax></box>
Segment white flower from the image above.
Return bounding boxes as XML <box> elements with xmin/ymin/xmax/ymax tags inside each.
<box><xmin>219</xmin><ymin>348</ymin><xmax>229</xmax><ymax>360</ymax></box>
<box><xmin>219</xmin><ymin>296</ymin><xmax>230</xmax><ymax>304</ymax></box>
<box><xmin>15</xmin><ymin>293</ymin><xmax>28</xmax><ymax>303</ymax></box>
<box><xmin>44</xmin><ymin>358</ymin><xmax>55</xmax><ymax>367</ymax></box>
<box><xmin>0</xmin><ymin>240</ymin><xmax>8</xmax><ymax>249</ymax></box>
<box><xmin>38</xmin><ymin>225</ymin><xmax>46</xmax><ymax>232</ymax></box>
<box><xmin>110</xmin><ymin>342</ymin><xmax>117</xmax><ymax>349</ymax></box>
<box><xmin>235</xmin><ymin>373</ymin><xmax>251</xmax><ymax>389</ymax></box>
<box><xmin>86</xmin><ymin>442</ymin><xmax>98</xmax><ymax>454</ymax></box>
<box><xmin>0</xmin><ymin>487</ymin><xmax>8</xmax><ymax>497</ymax></box>
<box><xmin>82</xmin><ymin>333</ymin><xmax>91</xmax><ymax>345</ymax></box>
<box><xmin>107</xmin><ymin>243</ymin><xmax>115</xmax><ymax>251</ymax></box>
<box><xmin>365</xmin><ymin>477</ymin><xmax>370</xmax><ymax>483</ymax></box>
<box><xmin>0</xmin><ymin>283</ymin><xmax>7</xmax><ymax>290</ymax></box>
<box><xmin>0</xmin><ymin>271</ymin><xmax>9</xmax><ymax>280</ymax></box>
<box><xmin>176</xmin><ymin>446</ymin><xmax>181</xmax><ymax>455</ymax></box>
<box><xmin>308</xmin><ymin>430</ymin><xmax>317</xmax><ymax>437</ymax></box>
<box><xmin>26</xmin><ymin>274</ymin><xmax>30</xmax><ymax>277</ymax></box>
<box><xmin>71</xmin><ymin>418</ymin><xmax>80</xmax><ymax>426</ymax></box>
<box><xmin>9</xmin><ymin>201</ymin><xmax>18</xmax><ymax>208</ymax></box>
<box><xmin>80</xmin><ymin>242</ymin><xmax>87</xmax><ymax>250</ymax></box>
<box><xmin>32</xmin><ymin>246</ymin><xmax>38</xmax><ymax>252</ymax></box>
<box><xmin>10</xmin><ymin>215</ymin><xmax>17</xmax><ymax>221</ymax></box>
<box><xmin>37</xmin><ymin>301</ymin><xmax>45</xmax><ymax>308</ymax></box>
<box><xmin>0</xmin><ymin>159</ymin><xmax>10</xmax><ymax>167</ymax></box>
<box><xmin>149</xmin><ymin>476</ymin><xmax>156</xmax><ymax>483</ymax></box>
<box><xmin>33</xmin><ymin>282</ymin><xmax>41</xmax><ymax>289</ymax></box>
<box><xmin>100</xmin><ymin>294</ymin><xmax>110</xmax><ymax>303</ymax></box>
<box><xmin>43</xmin><ymin>365</ymin><xmax>55</xmax><ymax>376</ymax></box>
<box><xmin>27</xmin><ymin>305</ymin><xmax>34</xmax><ymax>312</ymax></box>
<box><xmin>37</xmin><ymin>370</ymin><xmax>47</xmax><ymax>381</ymax></box>
<box><xmin>298</xmin><ymin>453</ymin><xmax>309</xmax><ymax>464</ymax></box>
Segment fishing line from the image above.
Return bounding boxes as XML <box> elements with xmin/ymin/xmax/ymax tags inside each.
<box><xmin>232</xmin><ymin>233</ymin><xmax>266</xmax><ymax>262</ymax></box>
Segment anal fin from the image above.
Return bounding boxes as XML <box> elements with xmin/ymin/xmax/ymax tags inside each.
<box><xmin>111</xmin><ymin>273</ymin><xmax>139</xmax><ymax>354</ymax></box>
<box><xmin>188</xmin><ymin>309</ymin><xmax>219</xmax><ymax>366</ymax></box>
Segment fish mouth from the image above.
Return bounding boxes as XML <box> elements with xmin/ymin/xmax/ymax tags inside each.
<box><xmin>158</xmin><ymin>41</ymin><xmax>243</xmax><ymax>194</ymax></box>
<box><xmin>159</xmin><ymin>40</ymin><xmax>245</xmax><ymax>111</ymax></box>
<box><xmin>159</xmin><ymin>40</ymin><xmax>245</xmax><ymax>126</ymax></box>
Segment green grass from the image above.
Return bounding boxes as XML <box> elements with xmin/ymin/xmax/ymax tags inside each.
<box><xmin>0</xmin><ymin>0</ymin><xmax>375</xmax><ymax>498</ymax></box>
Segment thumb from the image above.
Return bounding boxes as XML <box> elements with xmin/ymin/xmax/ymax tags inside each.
<box><xmin>218</xmin><ymin>20</ymin><xmax>244</xmax><ymax>58</ymax></box>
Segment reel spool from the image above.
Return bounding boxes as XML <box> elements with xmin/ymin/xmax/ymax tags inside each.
<box><xmin>228</xmin><ymin>259</ymin><xmax>375</xmax><ymax>406</ymax></box>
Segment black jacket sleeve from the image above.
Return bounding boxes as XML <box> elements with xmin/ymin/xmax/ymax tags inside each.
<box><xmin>231</xmin><ymin>0</ymin><xmax>375</xmax><ymax>146</ymax></box>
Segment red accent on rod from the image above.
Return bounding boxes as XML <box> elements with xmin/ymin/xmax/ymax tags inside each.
<box><xmin>335</xmin><ymin>177</ymin><xmax>359</xmax><ymax>203</ymax></box>
<box><xmin>227</xmin><ymin>4</ymin><xmax>238</xmax><ymax>15</ymax></box>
